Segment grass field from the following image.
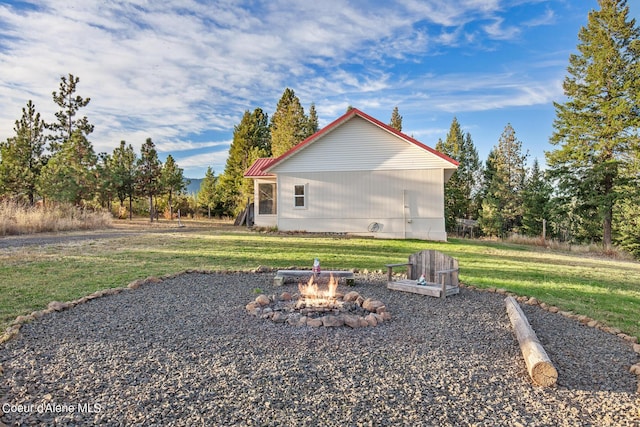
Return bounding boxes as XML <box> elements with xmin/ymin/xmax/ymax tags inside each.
<box><xmin>1</xmin><ymin>219</ymin><xmax>639</xmax><ymax>338</ymax></box>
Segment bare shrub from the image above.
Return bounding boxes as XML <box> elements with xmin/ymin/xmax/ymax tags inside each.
<box><xmin>0</xmin><ymin>200</ymin><xmax>112</xmax><ymax>236</ymax></box>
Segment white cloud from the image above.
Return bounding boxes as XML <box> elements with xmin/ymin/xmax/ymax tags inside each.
<box><xmin>0</xmin><ymin>0</ymin><xmax>584</xmax><ymax>177</ymax></box>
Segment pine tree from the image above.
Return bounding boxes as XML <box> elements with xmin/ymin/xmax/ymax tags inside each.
<box><xmin>307</xmin><ymin>103</ymin><xmax>319</xmax><ymax>136</ymax></box>
<box><xmin>270</xmin><ymin>88</ymin><xmax>310</xmax><ymax>157</ymax></box>
<box><xmin>389</xmin><ymin>106</ymin><xmax>403</xmax><ymax>131</ymax></box>
<box><xmin>0</xmin><ymin>100</ymin><xmax>47</xmax><ymax>204</ymax></box>
<box><xmin>111</xmin><ymin>141</ymin><xmax>137</xmax><ymax>219</ymax></box>
<box><xmin>521</xmin><ymin>159</ymin><xmax>552</xmax><ymax>237</ymax></box>
<box><xmin>46</xmin><ymin>74</ymin><xmax>94</xmax><ymax>152</ymax></box>
<box><xmin>436</xmin><ymin>118</ymin><xmax>481</xmax><ymax>231</ymax></box>
<box><xmin>547</xmin><ymin>0</ymin><xmax>640</xmax><ymax>249</ymax></box>
<box><xmin>95</xmin><ymin>152</ymin><xmax>115</xmax><ymax>210</ymax></box>
<box><xmin>161</xmin><ymin>154</ymin><xmax>187</xmax><ymax>219</ymax></box>
<box><xmin>479</xmin><ymin>124</ymin><xmax>528</xmax><ymax>236</ymax></box>
<box><xmin>218</xmin><ymin>108</ymin><xmax>271</xmax><ymax>215</ymax></box>
<box><xmin>199</xmin><ymin>166</ymin><xmax>218</xmax><ymax>218</ymax></box>
<box><xmin>136</xmin><ymin>138</ymin><xmax>162</xmax><ymax>222</ymax></box>
<box><xmin>38</xmin><ymin>130</ymin><xmax>97</xmax><ymax>205</ymax></box>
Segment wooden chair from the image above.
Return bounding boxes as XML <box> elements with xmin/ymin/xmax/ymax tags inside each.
<box><xmin>386</xmin><ymin>250</ymin><xmax>460</xmax><ymax>298</ymax></box>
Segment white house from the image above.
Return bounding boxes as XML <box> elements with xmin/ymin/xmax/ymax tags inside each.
<box><xmin>244</xmin><ymin>108</ymin><xmax>458</xmax><ymax>241</ymax></box>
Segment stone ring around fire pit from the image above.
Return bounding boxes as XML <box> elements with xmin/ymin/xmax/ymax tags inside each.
<box><xmin>246</xmin><ymin>275</ymin><xmax>391</xmax><ymax>328</ymax></box>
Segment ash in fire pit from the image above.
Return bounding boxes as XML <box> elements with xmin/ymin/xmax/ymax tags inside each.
<box><xmin>246</xmin><ymin>274</ymin><xmax>391</xmax><ymax>328</ymax></box>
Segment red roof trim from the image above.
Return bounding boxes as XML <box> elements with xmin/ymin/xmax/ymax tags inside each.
<box><xmin>244</xmin><ymin>108</ymin><xmax>459</xmax><ymax>177</ymax></box>
<box><xmin>244</xmin><ymin>157</ymin><xmax>278</xmax><ymax>177</ymax></box>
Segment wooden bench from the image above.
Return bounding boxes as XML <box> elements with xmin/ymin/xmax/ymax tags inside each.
<box><xmin>386</xmin><ymin>250</ymin><xmax>459</xmax><ymax>298</ymax></box>
<box><xmin>273</xmin><ymin>270</ymin><xmax>355</xmax><ymax>286</ymax></box>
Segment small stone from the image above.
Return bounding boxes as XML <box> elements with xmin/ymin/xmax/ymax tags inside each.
<box><xmin>365</xmin><ymin>313</ymin><xmax>378</xmax><ymax>327</ymax></box>
<box><xmin>548</xmin><ymin>306</ymin><xmax>559</xmax><ymax>313</ymax></box>
<box><xmin>358</xmin><ymin>317</ymin><xmax>369</xmax><ymax>327</ymax></box>
<box><xmin>255</xmin><ymin>294</ymin><xmax>271</xmax><ymax>306</ymax></box>
<box><xmin>362</xmin><ymin>299</ymin><xmax>385</xmax><ymax>312</ymax></box>
<box><xmin>526</xmin><ymin>298</ymin><xmax>539</xmax><ymax>306</ymax></box>
<box><xmin>127</xmin><ymin>279</ymin><xmax>144</xmax><ymax>289</ymax></box>
<box><xmin>380</xmin><ymin>311</ymin><xmax>392</xmax><ymax>321</ymax></box>
<box><xmin>539</xmin><ymin>302</ymin><xmax>548</xmax><ymax>309</ymax></box>
<box><xmin>356</xmin><ymin>296</ymin><xmax>365</xmax><ymax>306</ymax></box>
<box><xmin>487</xmin><ymin>287</ymin><xmax>497</xmax><ymax>293</ymax></box>
<box><xmin>246</xmin><ymin>302</ymin><xmax>260</xmax><ymax>311</ymax></box>
<box><xmin>272</xmin><ymin>312</ymin><xmax>287</xmax><ymax>323</ymax></box>
<box><xmin>255</xmin><ymin>265</ymin><xmax>272</xmax><ymax>273</ymax></box>
<box><xmin>375</xmin><ymin>306</ymin><xmax>387</xmax><ymax>314</ymax></box>
<box><xmin>587</xmin><ymin>320</ymin><xmax>598</xmax><ymax>328</ymax></box>
<box><xmin>496</xmin><ymin>288</ymin><xmax>508</xmax><ymax>295</ymax></box>
<box><xmin>633</xmin><ymin>343</ymin><xmax>640</xmax><ymax>354</ymax></box>
<box><xmin>297</xmin><ymin>316</ymin><xmax>308</xmax><ymax>327</ymax></box>
<box><xmin>343</xmin><ymin>315</ymin><xmax>361</xmax><ymax>328</ymax></box>
<box><xmin>47</xmin><ymin>301</ymin><xmax>66</xmax><ymax>312</ymax></box>
<box><xmin>279</xmin><ymin>292</ymin><xmax>292</xmax><ymax>301</ymax></box>
<box><xmin>343</xmin><ymin>291</ymin><xmax>360</xmax><ymax>302</ymax></box>
<box><xmin>144</xmin><ymin>276</ymin><xmax>162</xmax><ymax>284</ymax></box>
<box><xmin>577</xmin><ymin>315</ymin><xmax>590</xmax><ymax>324</ymax></box>
<box><xmin>307</xmin><ymin>318</ymin><xmax>323</xmax><ymax>327</ymax></box>
<box><xmin>322</xmin><ymin>315</ymin><xmax>344</xmax><ymax>327</ymax></box>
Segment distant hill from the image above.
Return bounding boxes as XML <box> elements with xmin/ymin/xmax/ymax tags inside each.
<box><xmin>185</xmin><ymin>178</ymin><xmax>203</xmax><ymax>195</ymax></box>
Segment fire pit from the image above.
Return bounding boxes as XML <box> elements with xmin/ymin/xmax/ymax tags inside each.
<box><xmin>246</xmin><ymin>274</ymin><xmax>391</xmax><ymax>328</ymax></box>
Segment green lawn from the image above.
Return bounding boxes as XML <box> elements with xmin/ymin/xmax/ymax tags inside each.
<box><xmin>1</xmin><ymin>221</ymin><xmax>639</xmax><ymax>338</ymax></box>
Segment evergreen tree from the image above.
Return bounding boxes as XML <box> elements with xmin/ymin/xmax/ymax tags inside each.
<box><xmin>479</xmin><ymin>124</ymin><xmax>528</xmax><ymax>236</ymax></box>
<box><xmin>389</xmin><ymin>106</ymin><xmax>403</xmax><ymax>131</ymax></box>
<box><xmin>161</xmin><ymin>154</ymin><xmax>188</xmax><ymax>219</ymax></box>
<box><xmin>436</xmin><ymin>117</ymin><xmax>481</xmax><ymax>231</ymax></box>
<box><xmin>136</xmin><ymin>138</ymin><xmax>162</xmax><ymax>222</ymax></box>
<box><xmin>521</xmin><ymin>159</ymin><xmax>552</xmax><ymax>237</ymax></box>
<box><xmin>46</xmin><ymin>74</ymin><xmax>94</xmax><ymax>152</ymax></box>
<box><xmin>95</xmin><ymin>152</ymin><xmax>115</xmax><ymax>210</ymax></box>
<box><xmin>38</xmin><ymin>130</ymin><xmax>97</xmax><ymax>205</ymax></box>
<box><xmin>547</xmin><ymin>0</ymin><xmax>640</xmax><ymax>249</ymax></box>
<box><xmin>270</xmin><ymin>88</ymin><xmax>310</xmax><ymax>157</ymax></box>
<box><xmin>307</xmin><ymin>103</ymin><xmax>319</xmax><ymax>136</ymax></box>
<box><xmin>0</xmin><ymin>100</ymin><xmax>47</xmax><ymax>204</ymax></box>
<box><xmin>199</xmin><ymin>166</ymin><xmax>219</xmax><ymax>218</ymax></box>
<box><xmin>111</xmin><ymin>141</ymin><xmax>137</xmax><ymax>219</ymax></box>
<box><xmin>218</xmin><ymin>108</ymin><xmax>270</xmax><ymax>215</ymax></box>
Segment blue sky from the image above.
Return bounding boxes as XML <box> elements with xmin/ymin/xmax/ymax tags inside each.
<box><xmin>1</xmin><ymin>0</ymin><xmax>638</xmax><ymax>178</ymax></box>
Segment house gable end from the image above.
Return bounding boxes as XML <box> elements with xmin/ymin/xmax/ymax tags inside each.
<box><xmin>269</xmin><ymin>115</ymin><xmax>457</xmax><ymax>174</ymax></box>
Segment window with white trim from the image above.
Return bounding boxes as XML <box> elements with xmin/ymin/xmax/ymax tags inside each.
<box><xmin>294</xmin><ymin>184</ymin><xmax>306</xmax><ymax>208</ymax></box>
<box><xmin>258</xmin><ymin>183</ymin><xmax>276</xmax><ymax>215</ymax></box>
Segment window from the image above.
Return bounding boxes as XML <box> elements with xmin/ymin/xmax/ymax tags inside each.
<box><xmin>258</xmin><ymin>183</ymin><xmax>276</xmax><ymax>215</ymax></box>
<box><xmin>294</xmin><ymin>184</ymin><xmax>306</xmax><ymax>208</ymax></box>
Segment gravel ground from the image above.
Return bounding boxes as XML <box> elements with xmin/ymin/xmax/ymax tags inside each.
<box><xmin>0</xmin><ymin>272</ymin><xmax>638</xmax><ymax>426</ymax></box>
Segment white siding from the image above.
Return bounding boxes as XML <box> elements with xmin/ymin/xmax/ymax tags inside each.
<box><xmin>270</xmin><ymin>116</ymin><xmax>454</xmax><ymax>174</ymax></box>
<box><xmin>276</xmin><ymin>169</ymin><xmax>447</xmax><ymax>240</ymax></box>
<box><xmin>252</xmin><ymin>178</ymin><xmax>277</xmax><ymax>227</ymax></box>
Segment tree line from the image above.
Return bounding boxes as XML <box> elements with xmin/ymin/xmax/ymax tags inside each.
<box><xmin>0</xmin><ymin>74</ymin><xmax>188</xmax><ymax>221</ymax></box>
<box><xmin>436</xmin><ymin>0</ymin><xmax>640</xmax><ymax>258</ymax></box>
<box><xmin>1</xmin><ymin>1</ymin><xmax>637</xmax><ymax>258</ymax></box>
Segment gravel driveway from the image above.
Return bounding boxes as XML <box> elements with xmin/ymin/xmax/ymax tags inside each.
<box><xmin>0</xmin><ymin>272</ymin><xmax>638</xmax><ymax>426</ymax></box>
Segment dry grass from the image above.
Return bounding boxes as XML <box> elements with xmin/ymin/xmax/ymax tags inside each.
<box><xmin>0</xmin><ymin>200</ymin><xmax>112</xmax><ymax>236</ymax></box>
<box><xmin>504</xmin><ymin>234</ymin><xmax>633</xmax><ymax>260</ymax></box>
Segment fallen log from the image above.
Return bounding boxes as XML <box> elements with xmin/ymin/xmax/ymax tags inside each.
<box><xmin>505</xmin><ymin>296</ymin><xmax>558</xmax><ymax>387</ymax></box>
